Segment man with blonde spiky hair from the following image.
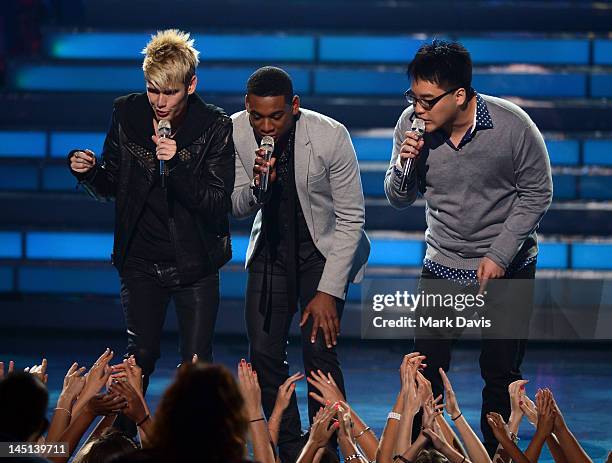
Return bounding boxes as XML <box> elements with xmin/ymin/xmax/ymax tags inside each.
<box><xmin>67</xmin><ymin>29</ymin><xmax>235</xmax><ymax>399</ymax></box>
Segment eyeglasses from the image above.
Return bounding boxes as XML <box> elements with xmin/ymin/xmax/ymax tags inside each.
<box><xmin>404</xmin><ymin>87</ymin><xmax>460</xmax><ymax>110</ymax></box>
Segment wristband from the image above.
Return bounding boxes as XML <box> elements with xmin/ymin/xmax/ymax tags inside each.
<box><xmin>136</xmin><ymin>414</ymin><xmax>150</xmax><ymax>426</ymax></box>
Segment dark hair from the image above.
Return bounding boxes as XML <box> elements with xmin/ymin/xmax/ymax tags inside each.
<box><xmin>0</xmin><ymin>372</ymin><xmax>48</xmax><ymax>441</ymax></box>
<box><xmin>247</xmin><ymin>66</ymin><xmax>294</xmax><ymax>103</ymax></box>
<box><xmin>150</xmin><ymin>363</ymin><xmax>247</xmax><ymax>463</ymax></box>
<box><xmin>408</xmin><ymin>40</ymin><xmax>473</xmax><ymax>97</ymax></box>
<box><xmin>73</xmin><ymin>429</ymin><xmax>138</xmax><ymax>463</ymax></box>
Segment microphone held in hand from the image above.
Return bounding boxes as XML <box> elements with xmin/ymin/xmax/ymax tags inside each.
<box><xmin>258</xmin><ymin>135</ymin><xmax>275</xmax><ymax>193</ymax></box>
<box><xmin>158</xmin><ymin>119</ymin><xmax>171</xmax><ymax>188</ymax></box>
<box><xmin>400</xmin><ymin>118</ymin><xmax>426</xmax><ymax>192</ymax></box>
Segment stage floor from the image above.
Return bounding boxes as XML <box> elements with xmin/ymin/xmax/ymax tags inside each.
<box><xmin>1</xmin><ymin>331</ymin><xmax>610</xmax><ymax>462</ymax></box>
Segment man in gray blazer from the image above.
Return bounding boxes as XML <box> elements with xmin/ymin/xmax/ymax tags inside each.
<box><xmin>231</xmin><ymin>66</ymin><xmax>370</xmax><ymax>462</ymax></box>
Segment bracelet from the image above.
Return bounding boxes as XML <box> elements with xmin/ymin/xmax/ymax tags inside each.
<box><xmin>510</xmin><ymin>432</ymin><xmax>520</xmax><ymax>444</ymax></box>
<box><xmin>354</xmin><ymin>426</ymin><xmax>371</xmax><ymax>440</ymax></box>
<box><xmin>344</xmin><ymin>454</ymin><xmax>361</xmax><ymax>462</ymax></box>
<box><xmin>387</xmin><ymin>412</ymin><xmax>401</xmax><ymax>421</ymax></box>
<box><xmin>55</xmin><ymin>407</ymin><xmax>72</xmax><ymax>416</ymax></box>
<box><xmin>250</xmin><ymin>417</ymin><xmax>265</xmax><ymax>423</ymax></box>
<box><xmin>451</xmin><ymin>411</ymin><xmax>463</xmax><ymax>421</ymax></box>
<box><xmin>393</xmin><ymin>455</ymin><xmax>412</xmax><ymax>463</ymax></box>
<box><xmin>136</xmin><ymin>414</ymin><xmax>150</xmax><ymax>426</ymax></box>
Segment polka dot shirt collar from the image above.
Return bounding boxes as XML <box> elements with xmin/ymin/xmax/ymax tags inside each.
<box><xmin>444</xmin><ymin>92</ymin><xmax>494</xmax><ymax>151</ymax></box>
<box><xmin>473</xmin><ymin>93</ymin><xmax>494</xmax><ymax>132</ymax></box>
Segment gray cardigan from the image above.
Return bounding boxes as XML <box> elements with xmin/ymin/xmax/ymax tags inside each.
<box><xmin>231</xmin><ymin>108</ymin><xmax>370</xmax><ymax>299</ymax></box>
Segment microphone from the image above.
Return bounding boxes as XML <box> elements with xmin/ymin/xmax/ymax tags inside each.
<box><xmin>158</xmin><ymin>119</ymin><xmax>171</xmax><ymax>188</ymax></box>
<box><xmin>258</xmin><ymin>135</ymin><xmax>275</xmax><ymax>193</ymax></box>
<box><xmin>400</xmin><ymin>118</ymin><xmax>426</xmax><ymax>192</ymax></box>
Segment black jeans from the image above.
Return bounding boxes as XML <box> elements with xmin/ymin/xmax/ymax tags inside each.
<box><xmin>245</xmin><ymin>242</ymin><xmax>346</xmax><ymax>463</ymax></box>
<box><xmin>413</xmin><ymin>262</ymin><xmax>536</xmax><ymax>457</ymax></box>
<box><xmin>119</xmin><ymin>256</ymin><xmax>220</xmax><ymax>391</ymax></box>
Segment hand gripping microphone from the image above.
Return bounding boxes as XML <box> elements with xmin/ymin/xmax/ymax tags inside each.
<box><xmin>400</xmin><ymin>118</ymin><xmax>426</xmax><ymax>192</ymax></box>
<box><xmin>158</xmin><ymin>119</ymin><xmax>171</xmax><ymax>188</ymax></box>
<box><xmin>258</xmin><ymin>135</ymin><xmax>275</xmax><ymax>193</ymax></box>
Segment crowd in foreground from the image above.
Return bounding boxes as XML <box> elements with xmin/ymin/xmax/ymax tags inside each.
<box><xmin>0</xmin><ymin>350</ymin><xmax>607</xmax><ymax>463</ymax></box>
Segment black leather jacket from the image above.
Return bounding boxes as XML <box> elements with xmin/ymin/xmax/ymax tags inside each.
<box><xmin>69</xmin><ymin>92</ymin><xmax>235</xmax><ymax>284</ymax></box>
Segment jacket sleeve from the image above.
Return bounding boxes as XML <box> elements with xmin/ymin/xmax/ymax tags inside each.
<box><xmin>68</xmin><ymin>104</ymin><xmax>121</xmax><ymax>201</ymax></box>
<box><xmin>485</xmin><ymin>122</ymin><xmax>553</xmax><ymax>270</ymax></box>
<box><xmin>167</xmin><ymin>117</ymin><xmax>236</xmax><ymax>220</ymax></box>
<box><xmin>316</xmin><ymin>125</ymin><xmax>366</xmax><ymax>300</ymax></box>
<box><xmin>231</xmin><ymin>146</ymin><xmax>263</xmax><ymax>219</ymax></box>
<box><xmin>384</xmin><ymin>113</ymin><xmax>421</xmax><ymax>209</ymax></box>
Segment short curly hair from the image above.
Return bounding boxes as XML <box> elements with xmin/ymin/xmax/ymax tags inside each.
<box><xmin>142</xmin><ymin>29</ymin><xmax>199</xmax><ymax>89</ymax></box>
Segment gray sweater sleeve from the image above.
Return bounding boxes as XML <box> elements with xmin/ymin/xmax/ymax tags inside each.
<box><xmin>485</xmin><ymin>122</ymin><xmax>553</xmax><ymax>269</ymax></box>
<box><xmin>384</xmin><ymin>112</ymin><xmax>421</xmax><ymax>209</ymax></box>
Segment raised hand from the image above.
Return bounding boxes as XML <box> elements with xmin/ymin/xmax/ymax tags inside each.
<box><xmin>416</xmin><ymin>370</ymin><xmax>433</xmax><ymax>409</ymax></box>
<box><xmin>0</xmin><ymin>360</ymin><xmax>15</xmax><ymax>380</ymax></box>
<box><xmin>309</xmin><ymin>403</ymin><xmax>339</xmax><ymax>449</ymax></box>
<box><xmin>109</xmin><ymin>356</ymin><xmax>144</xmax><ymax>396</ymax></box>
<box><xmin>486</xmin><ymin>412</ymin><xmax>513</xmax><ymax>447</ymax></box>
<box><xmin>402</xmin><ymin>361</ymin><xmax>420</xmax><ymax>416</ymax></box>
<box><xmin>546</xmin><ymin>388</ymin><xmax>567</xmax><ymax>434</ymax></box>
<box><xmin>24</xmin><ymin>358</ymin><xmax>48</xmax><ymax>384</ymax></box>
<box><xmin>307</xmin><ymin>369</ymin><xmax>343</xmax><ymax>406</ymax></box>
<box><xmin>108</xmin><ymin>380</ymin><xmax>148</xmax><ymax>424</ymax></box>
<box><xmin>336</xmin><ymin>402</ymin><xmax>354</xmax><ymax>444</ymax></box>
<box><xmin>422</xmin><ymin>394</ymin><xmax>444</xmax><ymax>430</ymax></box>
<box><xmin>508</xmin><ymin>379</ymin><xmax>529</xmax><ymax>419</ymax></box>
<box><xmin>237</xmin><ymin>359</ymin><xmax>263</xmax><ymax>421</ymax></box>
<box><xmin>274</xmin><ymin>371</ymin><xmax>304</xmax><ymax>412</ymax></box>
<box><xmin>85</xmin><ymin>392</ymin><xmax>126</xmax><ymax>417</ymax></box>
<box><xmin>73</xmin><ymin>348</ymin><xmax>114</xmax><ymax>416</ymax></box>
<box><xmin>439</xmin><ymin>368</ymin><xmax>460</xmax><ymax>420</ymax></box>
<box><xmin>520</xmin><ymin>394</ymin><xmax>538</xmax><ymax>428</ymax></box>
<box><xmin>59</xmin><ymin>362</ymin><xmax>87</xmax><ymax>407</ymax></box>
<box><xmin>536</xmin><ymin>389</ymin><xmax>556</xmax><ymax>437</ymax></box>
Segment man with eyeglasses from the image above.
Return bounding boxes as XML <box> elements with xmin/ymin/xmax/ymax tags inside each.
<box><xmin>384</xmin><ymin>40</ymin><xmax>553</xmax><ymax>456</ymax></box>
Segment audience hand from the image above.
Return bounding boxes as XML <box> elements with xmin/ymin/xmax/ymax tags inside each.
<box><xmin>486</xmin><ymin>412</ymin><xmax>513</xmax><ymax>447</ymax></box>
<box><xmin>536</xmin><ymin>388</ymin><xmax>556</xmax><ymax>437</ymax></box>
<box><xmin>84</xmin><ymin>392</ymin><xmax>126</xmax><ymax>417</ymax></box>
<box><xmin>0</xmin><ymin>360</ymin><xmax>15</xmax><ymax>380</ymax></box>
<box><xmin>308</xmin><ymin>369</ymin><xmax>343</xmax><ymax>406</ymax></box>
<box><xmin>24</xmin><ymin>358</ymin><xmax>48</xmax><ymax>384</ymax></box>
<box><xmin>508</xmin><ymin>379</ymin><xmax>529</xmax><ymax>419</ymax></box>
<box><xmin>274</xmin><ymin>371</ymin><xmax>304</xmax><ymax>412</ymax></box>
<box><xmin>439</xmin><ymin>368</ymin><xmax>461</xmax><ymax>420</ymax></box>
<box><xmin>237</xmin><ymin>359</ymin><xmax>263</xmax><ymax>421</ymax></box>
<box><xmin>309</xmin><ymin>403</ymin><xmax>339</xmax><ymax>449</ymax></box>
<box><xmin>108</xmin><ymin>380</ymin><xmax>148</xmax><ymax>424</ymax></box>
<box><xmin>58</xmin><ymin>362</ymin><xmax>87</xmax><ymax>407</ymax></box>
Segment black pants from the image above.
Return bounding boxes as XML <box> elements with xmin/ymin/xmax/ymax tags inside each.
<box><xmin>413</xmin><ymin>262</ymin><xmax>536</xmax><ymax>457</ymax></box>
<box><xmin>246</xmin><ymin>243</ymin><xmax>346</xmax><ymax>463</ymax></box>
<box><xmin>119</xmin><ymin>256</ymin><xmax>220</xmax><ymax>390</ymax></box>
